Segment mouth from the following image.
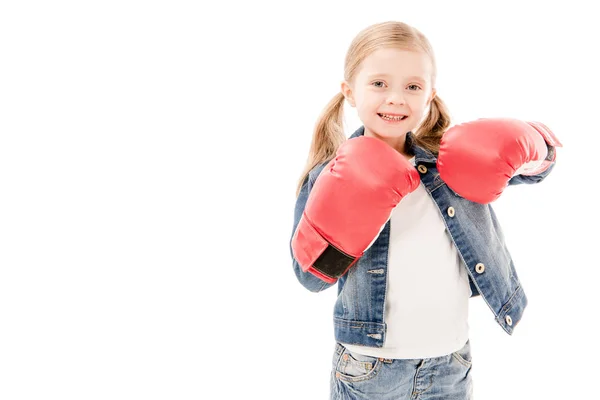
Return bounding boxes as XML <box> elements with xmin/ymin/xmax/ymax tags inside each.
<box><xmin>378</xmin><ymin>113</ymin><xmax>408</xmax><ymax>122</ymax></box>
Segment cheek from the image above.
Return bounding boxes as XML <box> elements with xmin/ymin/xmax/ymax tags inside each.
<box><xmin>412</xmin><ymin>99</ymin><xmax>430</xmax><ymax>114</ymax></box>
<box><xmin>357</xmin><ymin>96</ymin><xmax>380</xmax><ymax>112</ymax></box>
<box><xmin>358</xmin><ymin>104</ymin><xmax>379</xmax><ymax>120</ymax></box>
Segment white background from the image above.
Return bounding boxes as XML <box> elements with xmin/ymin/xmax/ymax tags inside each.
<box><xmin>1</xmin><ymin>1</ymin><xmax>598</xmax><ymax>399</ymax></box>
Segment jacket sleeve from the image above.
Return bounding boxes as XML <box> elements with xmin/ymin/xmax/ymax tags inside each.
<box><xmin>289</xmin><ymin>162</ymin><xmax>336</xmax><ymax>293</ymax></box>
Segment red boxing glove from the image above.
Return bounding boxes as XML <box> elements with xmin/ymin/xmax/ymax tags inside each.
<box><xmin>437</xmin><ymin>118</ymin><xmax>562</xmax><ymax>204</ymax></box>
<box><xmin>292</xmin><ymin>136</ymin><xmax>420</xmax><ymax>283</ymax></box>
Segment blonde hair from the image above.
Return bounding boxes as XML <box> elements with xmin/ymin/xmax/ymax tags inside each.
<box><xmin>295</xmin><ymin>21</ymin><xmax>451</xmax><ymax>197</ymax></box>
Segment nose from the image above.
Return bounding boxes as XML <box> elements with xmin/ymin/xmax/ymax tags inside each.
<box><xmin>386</xmin><ymin>91</ymin><xmax>405</xmax><ymax>105</ymax></box>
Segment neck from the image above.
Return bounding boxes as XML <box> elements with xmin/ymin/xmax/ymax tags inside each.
<box><xmin>363</xmin><ymin>128</ymin><xmax>413</xmax><ymax>160</ymax></box>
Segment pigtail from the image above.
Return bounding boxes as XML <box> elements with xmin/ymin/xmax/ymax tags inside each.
<box><xmin>412</xmin><ymin>95</ymin><xmax>452</xmax><ymax>154</ymax></box>
<box><xmin>295</xmin><ymin>92</ymin><xmax>347</xmax><ymax>197</ymax></box>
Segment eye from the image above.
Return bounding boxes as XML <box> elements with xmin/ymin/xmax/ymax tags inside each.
<box><xmin>408</xmin><ymin>84</ymin><xmax>422</xmax><ymax>91</ymax></box>
<box><xmin>372</xmin><ymin>81</ymin><xmax>386</xmax><ymax>88</ymax></box>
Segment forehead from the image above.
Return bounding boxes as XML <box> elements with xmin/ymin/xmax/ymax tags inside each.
<box><xmin>357</xmin><ymin>48</ymin><xmax>432</xmax><ymax>81</ymax></box>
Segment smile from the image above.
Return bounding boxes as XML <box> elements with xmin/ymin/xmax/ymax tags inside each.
<box><xmin>378</xmin><ymin>113</ymin><xmax>407</xmax><ymax>121</ymax></box>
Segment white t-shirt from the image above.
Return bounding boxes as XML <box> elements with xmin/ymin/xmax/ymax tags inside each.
<box><xmin>341</xmin><ymin>151</ymin><xmax>547</xmax><ymax>359</ymax></box>
<box><xmin>342</xmin><ymin>156</ymin><xmax>471</xmax><ymax>359</ymax></box>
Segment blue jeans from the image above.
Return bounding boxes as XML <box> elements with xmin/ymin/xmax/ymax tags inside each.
<box><xmin>330</xmin><ymin>339</ymin><xmax>473</xmax><ymax>399</ymax></box>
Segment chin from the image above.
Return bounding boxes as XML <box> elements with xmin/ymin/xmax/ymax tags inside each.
<box><xmin>370</xmin><ymin>125</ymin><xmax>410</xmax><ymax>138</ymax></box>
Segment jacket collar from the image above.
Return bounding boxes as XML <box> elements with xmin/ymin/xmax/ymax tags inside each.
<box><xmin>348</xmin><ymin>126</ymin><xmax>438</xmax><ymax>165</ymax></box>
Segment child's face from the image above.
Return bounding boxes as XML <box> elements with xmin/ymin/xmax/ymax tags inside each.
<box><xmin>342</xmin><ymin>48</ymin><xmax>436</xmax><ymax>146</ymax></box>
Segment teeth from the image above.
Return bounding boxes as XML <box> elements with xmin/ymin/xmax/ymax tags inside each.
<box><xmin>379</xmin><ymin>114</ymin><xmax>406</xmax><ymax>121</ymax></box>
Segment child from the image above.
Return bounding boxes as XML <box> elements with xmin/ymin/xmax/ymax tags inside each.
<box><xmin>289</xmin><ymin>21</ymin><xmax>561</xmax><ymax>399</ymax></box>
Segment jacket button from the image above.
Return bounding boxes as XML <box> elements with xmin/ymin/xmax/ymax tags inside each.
<box><xmin>505</xmin><ymin>315</ymin><xmax>513</xmax><ymax>326</ymax></box>
<box><xmin>418</xmin><ymin>165</ymin><xmax>428</xmax><ymax>173</ymax></box>
<box><xmin>342</xmin><ymin>354</ymin><xmax>349</xmax><ymax>361</ymax></box>
<box><xmin>447</xmin><ymin>207</ymin><xmax>455</xmax><ymax>217</ymax></box>
<box><xmin>475</xmin><ymin>263</ymin><xmax>485</xmax><ymax>273</ymax></box>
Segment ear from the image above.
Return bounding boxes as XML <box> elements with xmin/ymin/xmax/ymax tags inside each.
<box><xmin>341</xmin><ymin>80</ymin><xmax>356</xmax><ymax>107</ymax></box>
<box><xmin>427</xmin><ymin>88</ymin><xmax>437</xmax><ymax>106</ymax></box>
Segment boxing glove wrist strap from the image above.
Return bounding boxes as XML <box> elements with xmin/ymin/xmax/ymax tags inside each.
<box><xmin>293</xmin><ymin>215</ymin><xmax>358</xmax><ymax>284</ymax></box>
<box><xmin>545</xmin><ymin>143</ymin><xmax>556</xmax><ymax>161</ymax></box>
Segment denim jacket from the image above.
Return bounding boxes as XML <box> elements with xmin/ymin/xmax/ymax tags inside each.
<box><xmin>289</xmin><ymin>126</ymin><xmax>556</xmax><ymax>348</ymax></box>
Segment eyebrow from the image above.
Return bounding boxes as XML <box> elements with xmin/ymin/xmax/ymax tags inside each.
<box><xmin>367</xmin><ymin>73</ymin><xmax>427</xmax><ymax>83</ymax></box>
